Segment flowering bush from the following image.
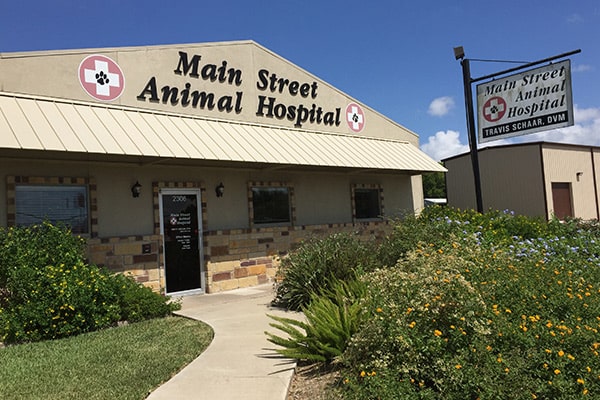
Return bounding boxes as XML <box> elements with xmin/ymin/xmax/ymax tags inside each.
<box><xmin>337</xmin><ymin>209</ymin><xmax>600</xmax><ymax>399</ymax></box>
<box><xmin>0</xmin><ymin>223</ymin><xmax>179</xmax><ymax>344</ymax></box>
<box><xmin>342</xmin><ymin>250</ymin><xmax>491</xmax><ymax>398</ymax></box>
<box><xmin>271</xmin><ymin>207</ymin><xmax>600</xmax><ymax>399</ymax></box>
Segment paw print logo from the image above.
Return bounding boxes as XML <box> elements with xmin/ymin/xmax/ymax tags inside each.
<box><xmin>483</xmin><ymin>97</ymin><xmax>507</xmax><ymax>123</ymax></box>
<box><xmin>78</xmin><ymin>55</ymin><xmax>125</xmax><ymax>101</ymax></box>
<box><xmin>96</xmin><ymin>71</ymin><xmax>110</xmax><ymax>85</ymax></box>
<box><xmin>346</xmin><ymin>103</ymin><xmax>365</xmax><ymax>133</ymax></box>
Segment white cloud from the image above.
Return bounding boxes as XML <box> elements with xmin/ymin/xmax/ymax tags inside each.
<box><xmin>572</xmin><ymin>64</ymin><xmax>592</xmax><ymax>73</ymax></box>
<box><xmin>421</xmin><ymin>106</ymin><xmax>600</xmax><ymax>162</ymax></box>
<box><xmin>421</xmin><ymin>130</ymin><xmax>469</xmax><ymax>161</ymax></box>
<box><xmin>523</xmin><ymin>105</ymin><xmax>600</xmax><ymax>145</ymax></box>
<box><xmin>567</xmin><ymin>13</ymin><xmax>584</xmax><ymax>23</ymax></box>
<box><xmin>428</xmin><ymin>96</ymin><xmax>455</xmax><ymax>117</ymax></box>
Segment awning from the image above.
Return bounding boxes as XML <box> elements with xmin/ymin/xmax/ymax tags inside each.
<box><xmin>0</xmin><ymin>93</ymin><xmax>446</xmax><ymax>173</ymax></box>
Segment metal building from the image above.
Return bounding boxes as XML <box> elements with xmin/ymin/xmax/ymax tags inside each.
<box><xmin>443</xmin><ymin>142</ymin><xmax>600</xmax><ymax>220</ymax></box>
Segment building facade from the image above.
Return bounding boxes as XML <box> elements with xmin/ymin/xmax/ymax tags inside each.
<box><xmin>443</xmin><ymin>142</ymin><xmax>600</xmax><ymax>220</ymax></box>
<box><xmin>0</xmin><ymin>41</ymin><xmax>444</xmax><ymax>294</ymax></box>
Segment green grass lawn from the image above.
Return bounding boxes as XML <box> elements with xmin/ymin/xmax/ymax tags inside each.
<box><xmin>0</xmin><ymin>316</ymin><xmax>213</xmax><ymax>400</ymax></box>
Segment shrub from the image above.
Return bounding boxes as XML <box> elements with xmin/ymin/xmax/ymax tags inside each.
<box><xmin>0</xmin><ymin>261</ymin><xmax>122</xmax><ymax>343</ymax></box>
<box><xmin>113</xmin><ymin>273</ymin><xmax>180</xmax><ymax>323</ymax></box>
<box><xmin>273</xmin><ymin>233</ymin><xmax>378</xmax><ymax>310</ymax></box>
<box><xmin>341</xmin><ymin>250</ymin><xmax>490</xmax><ymax>399</ymax></box>
<box><xmin>0</xmin><ymin>223</ymin><xmax>180</xmax><ymax>344</ymax></box>
<box><xmin>0</xmin><ymin>222</ymin><xmax>86</xmax><ymax>298</ymax></box>
<box><xmin>266</xmin><ymin>278</ymin><xmax>367</xmax><ymax>363</ymax></box>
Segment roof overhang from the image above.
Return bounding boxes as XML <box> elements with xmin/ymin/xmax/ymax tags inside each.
<box><xmin>0</xmin><ymin>93</ymin><xmax>446</xmax><ymax>174</ymax></box>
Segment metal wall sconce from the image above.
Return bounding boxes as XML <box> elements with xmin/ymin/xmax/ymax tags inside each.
<box><xmin>576</xmin><ymin>172</ymin><xmax>583</xmax><ymax>181</ymax></box>
<box><xmin>131</xmin><ymin>181</ymin><xmax>142</xmax><ymax>198</ymax></box>
<box><xmin>215</xmin><ymin>182</ymin><xmax>225</xmax><ymax>197</ymax></box>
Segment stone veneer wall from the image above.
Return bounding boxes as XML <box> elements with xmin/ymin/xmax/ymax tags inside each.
<box><xmin>85</xmin><ymin>221</ymin><xmax>391</xmax><ymax>294</ymax></box>
<box><xmin>87</xmin><ymin>235</ymin><xmax>163</xmax><ymax>292</ymax></box>
<box><xmin>204</xmin><ymin>221</ymin><xmax>391</xmax><ymax>293</ymax></box>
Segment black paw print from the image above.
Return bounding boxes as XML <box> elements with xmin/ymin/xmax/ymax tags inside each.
<box><xmin>96</xmin><ymin>71</ymin><xmax>109</xmax><ymax>85</ymax></box>
<box><xmin>490</xmin><ymin>105</ymin><xmax>498</xmax><ymax>114</ymax></box>
<box><xmin>352</xmin><ymin>113</ymin><xmax>359</xmax><ymax>122</ymax></box>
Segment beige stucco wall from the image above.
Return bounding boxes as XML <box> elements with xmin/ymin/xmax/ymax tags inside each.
<box><xmin>1</xmin><ymin>155</ymin><xmax>408</xmax><ymax>293</ymax></box>
<box><xmin>0</xmin><ymin>41</ymin><xmax>418</xmax><ymax>145</ymax></box>
<box><xmin>0</xmin><ymin>156</ymin><xmax>415</xmax><ymax>236</ymax></box>
<box><xmin>542</xmin><ymin>144</ymin><xmax>598</xmax><ymax>220</ymax></box>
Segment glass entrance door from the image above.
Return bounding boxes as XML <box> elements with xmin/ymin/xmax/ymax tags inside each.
<box><xmin>159</xmin><ymin>189</ymin><xmax>204</xmax><ymax>294</ymax></box>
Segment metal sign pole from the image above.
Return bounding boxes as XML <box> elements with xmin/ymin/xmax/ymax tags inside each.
<box><xmin>458</xmin><ymin>54</ymin><xmax>484</xmax><ymax>213</ymax></box>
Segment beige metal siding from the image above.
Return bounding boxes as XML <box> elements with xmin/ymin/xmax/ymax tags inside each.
<box><xmin>0</xmin><ymin>93</ymin><xmax>446</xmax><ymax>173</ymax></box>
<box><xmin>446</xmin><ymin>144</ymin><xmax>546</xmax><ymax>217</ymax></box>
<box><xmin>479</xmin><ymin>145</ymin><xmax>546</xmax><ymax>217</ymax></box>
<box><xmin>542</xmin><ymin>145</ymin><xmax>597</xmax><ymax>220</ymax></box>
<box><xmin>444</xmin><ymin>155</ymin><xmax>476</xmax><ymax>210</ymax></box>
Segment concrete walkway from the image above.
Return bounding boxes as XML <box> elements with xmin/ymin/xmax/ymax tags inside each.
<box><xmin>147</xmin><ymin>284</ymin><xmax>300</xmax><ymax>400</ymax></box>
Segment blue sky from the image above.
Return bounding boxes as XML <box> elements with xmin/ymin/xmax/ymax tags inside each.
<box><xmin>2</xmin><ymin>0</ymin><xmax>599</xmax><ymax>161</ymax></box>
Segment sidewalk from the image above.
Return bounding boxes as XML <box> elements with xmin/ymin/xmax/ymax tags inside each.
<box><xmin>146</xmin><ymin>284</ymin><xmax>300</xmax><ymax>400</ymax></box>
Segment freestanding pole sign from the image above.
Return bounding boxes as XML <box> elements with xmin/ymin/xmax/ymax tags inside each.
<box><xmin>454</xmin><ymin>47</ymin><xmax>580</xmax><ymax>213</ymax></box>
<box><xmin>477</xmin><ymin>60</ymin><xmax>573</xmax><ymax>143</ymax></box>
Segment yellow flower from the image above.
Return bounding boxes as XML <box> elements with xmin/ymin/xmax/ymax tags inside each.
<box><xmin>558</xmin><ymin>350</ymin><xmax>565</xmax><ymax>357</ymax></box>
<box><xmin>408</xmin><ymin>321</ymin><xmax>416</xmax><ymax>328</ymax></box>
<box><xmin>376</xmin><ymin>307</ymin><xmax>383</xmax><ymax>313</ymax></box>
<box><xmin>455</xmin><ymin>364</ymin><xmax>462</xmax><ymax>369</ymax></box>
<box><xmin>577</xmin><ymin>378</ymin><xmax>585</xmax><ymax>385</ymax></box>
<box><xmin>554</xmin><ymin>369</ymin><xmax>561</xmax><ymax>375</ymax></box>
<box><xmin>360</xmin><ymin>371</ymin><xmax>366</xmax><ymax>377</ymax></box>
<box><xmin>434</xmin><ymin>329</ymin><xmax>442</xmax><ymax>337</ymax></box>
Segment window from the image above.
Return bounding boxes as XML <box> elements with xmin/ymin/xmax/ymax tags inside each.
<box><xmin>251</xmin><ymin>186</ymin><xmax>291</xmax><ymax>225</ymax></box>
<box><xmin>15</xmin><ymin>185</ymin><xmax>89</xmax><ymax>234</ymax></box>
<box><xmin>353</xmin><ymin>185</ymin><xmax>383</xmax><ymax>220</ymax></box>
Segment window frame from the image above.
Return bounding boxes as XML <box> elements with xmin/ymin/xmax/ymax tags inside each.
<box><xmin>7</xmin><ymin>176</ymin><xmax>98</xmax><ymax>237</ymax></box>
<box><xmin>248</xmin><ymin>181</ymin><xmax>295</xmax><ymax>227</ymax></box>
<box><xmin>352</xmin><ymin>184</ymin><xmax>384</xmax><ymax>222</ymax></box>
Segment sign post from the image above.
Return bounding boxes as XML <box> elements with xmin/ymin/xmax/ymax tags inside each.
<box><xmin>453</xmin><ymin>47</ymin><xmax>580</xmax><ymax>213</ymax></box>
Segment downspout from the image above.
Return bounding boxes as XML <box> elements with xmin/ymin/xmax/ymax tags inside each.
<box><xmin>591</xmin><ymin>147</ymin><xmax>600</xmax><ymax>220</ymax></box>
<box><xmin>539</xmin><ymin>143</ymin><xmax>549</xmax><ymax>220</ymax></box>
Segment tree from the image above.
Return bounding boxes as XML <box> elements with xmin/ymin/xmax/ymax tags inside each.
<box><xmin>422</xmin><ymin>170</ymin><xmax>446</xmax><ymax>198</ymax></box>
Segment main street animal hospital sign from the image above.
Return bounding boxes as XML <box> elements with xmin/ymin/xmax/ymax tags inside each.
<box><xmin>476</xmin><ymin>60</ymin><xmax>573</xmax><ymax>143</ymax></box>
